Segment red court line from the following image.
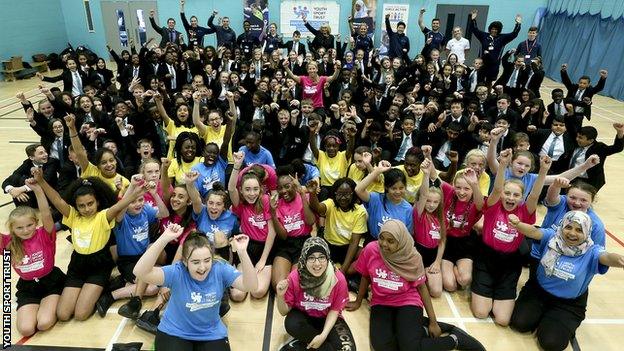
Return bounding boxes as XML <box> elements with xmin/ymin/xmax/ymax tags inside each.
<box><xmin>16</xmin><ymin>333</ymin><xmax>34</xmax><ymax>345</ymax></box>
<box><xmin>606</xmin><ymin>229</ymin><xmax>624</xmax><ymax>248</ymax></box>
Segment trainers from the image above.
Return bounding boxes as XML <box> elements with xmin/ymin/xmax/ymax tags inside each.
<box><xmin>136</xmin><ymin>308</ymin><xmax>160</xmax><ymax>335</ymax></box>
<box><xmin>118</xmin><ymin>296</ymin><xmax>142</xmax><ymax>319</ymax></box>
<box><xmin>95</xmin><ymin>291</ymin><xmax>115</xmax><ymax>317</ymax></box>
<box><xmin>279</xmin><ymin>338</ymin><xmax>306</xmax><ymax>351</ymax></box>
<box><xmin>450</xmin><ymin>326</ymin><xmax>486</xmax><ymax>351</ymax></box>
<box><xmin>111</xmin><ymin>342</ymin><xmax>143</xmax><ymax>351</ymax></box>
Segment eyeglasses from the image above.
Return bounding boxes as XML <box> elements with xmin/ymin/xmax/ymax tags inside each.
<box><xmin>307</xmin><ymin>256</ymin><xmax>328</xmax><ymax>264</ymax></box>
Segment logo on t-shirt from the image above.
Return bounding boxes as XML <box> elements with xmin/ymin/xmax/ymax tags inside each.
<box><xmin>185</xmin><ymin>291</ymin><xmax>219</xmax><ymax>312</ymax></box>
<box><xmin>283</xmin><ymin>214</ymin><xmax>304</xmax><ymax>232</ymax></box>
<box><xmin>18</xmin><ymin>251</ymin><xmax>44</xmax><ymax>273</ymax></box>
<box><xmin>248</xmin><ymin>214</ymin><xmax>267</xmax><ymax>229</ymax></box>
<box><xmin>493</xmin><ymin>220</ymin><xmax>517</xmax><ymax>243</ymax></box>
<box><xmin>132</xmin><ymin>222</ymin><xmax>149</xmax><ymax>242</ymax></box>
<box><xmin>552</xmin><ymin>261</ymin><xmax>576</xmax><ymax>281</ymax></box>
<box><xmin>372</xmin><ymin>268</ymin><xmax>404</xmax><ymax>291</ymax></box>
<box><xmin>377</xmin><ymin>216</ymin><xmax>392</xmax><ymax>229</ymax></box>
<box><xmin>300</xmin><ymin>291</ymin><xmax>331</xmax><ymax>311</ymax></box>
<box><xmin>201</xmin><ymin>172</ymin><xmax>220</xmax><ymax>192</ymax></box>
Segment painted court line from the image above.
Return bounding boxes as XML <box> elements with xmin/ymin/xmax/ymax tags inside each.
<box><xmin>104</xmin><ymin>317</ymin><xmax>129</xmax><ymax>351</ymax></box>
<box><xmin>443</xmin><ymin>291</ymin><xmax>466</xmax><ymax>330</ymax></box>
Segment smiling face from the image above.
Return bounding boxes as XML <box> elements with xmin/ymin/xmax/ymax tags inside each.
<box><xmin>566</xmin><ymin>188</ymin><xmax>592</xmax><ymax>212</ymax></box>
<box><xmin>386</xmin><ymin>181</ymin><xmax>406</xmax><ymax>203</ymax></box>
<box><xmin>206</xmin><ymin>193</ymin><xmax>226</xmax><ymax>220</ymax></box>
<box><xmin>185</xmin><ymin>246</ymin><xmax>213</xmax><ymax>281</ymax></box>
<box><xmin>76</xmin><ymin>194</ymin><xmax>99</xmax><ymax>217</ymax></box>
<box><xmin>203</xmin><ymin>144</ymin><xmax>219</xmax><ymax>166</ymax></box>
<box><xmin>181</xmin><ymin>139</ymin><xmax>197</xmax><ymax>163</ymax></box>
<box><xmin>378</xmin><ymin>231</ymin><xmax>399</xmax><ymax>254</ymax></box>
<box><xmin>305</xmin><ymin>252</ymin><xmax>328</xmax><ymax>277</ymax></box>
<box><xmin>453</xmin><ymin>176</ymin><xmax>473</xmax><ymax>202</ymax></box>
<box><xmin>324</xmin><ymin>138</ymin><xmax>339</xmax><ymax>158</ymax></box>
<box><xmin>501</xmin><ymin>182</ymin><xmax>523</xmax><ymax>211</ymax></box>
<box><xmin>30</xmin><ymin>146</ymin><xmax>49</xmax><ymax>164</ymax></box>
<box><xmin>561</xmin><ymin>221</ymin><xmax>586</xmax><ymax>246</ymax></box>
<box><xmin>241</xmin><ymin>177</ymin><xmax>261</xmax><ymax>204</ymax></box>
<box><xmin>98</xmin><ymin>151</ymin><xmax>117</xmax><ymax>177</ymax></box>
<box><xmin>424</xmin><ymin>191</ymin><xmax>442</xmax><ymax>213</ymax></box>
<box><xmin>334</xmin><ymin>182</ymin><xmax>354</xmax><ymax>210</ymax></box>
<box><xmin>11</xmin><ymin>216</ymin><xmax>37</xmax><ymax>240</ymax></box>
<box><xmin>128</xmin><ymin>195</ymin><xmax>145</xmax><ymax>215</ymax></box>
<box><xmin>403</xmin><ymin>155</ymin><xmax>421</xmax><ymax>177</ymax></box>
<box><xmin>277</xmin><ymin>176</ymin><xmax>297</xmax><ymax>203</ymax></box>
<box><xmin>177</xmin><ymin>105</ymin><xmax>189</xmax><ymax>122</ymax></box>
<box><xmin>170</xmin><ymin>187</ymin><xmax>190</xmax><ymax>212</ymax></box>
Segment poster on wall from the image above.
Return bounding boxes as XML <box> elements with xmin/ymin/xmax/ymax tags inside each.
<box><xmin>350</xmin><ymin>0</ymin><xmax>376</xmax><ymax>39</ymax></box>
<box><xmin>280</xmin><ymin>1</ymin><xmax>340</xmax><ymax>37</ymax></box>
<box><xmin>380</xmin><ymin>4</ymin><xmax>409</xmax><ymax>57</ymax></box>
<box><xmin>243</xmin><ymin>0</ymin><xmax>269</xmax><ymax>38</ymax></box>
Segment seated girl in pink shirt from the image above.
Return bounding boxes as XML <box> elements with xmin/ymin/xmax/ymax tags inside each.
<box><xmin>275</xmin><ymin>237</ymin><xmax>355</xmax><ymax>350</ymax></box>
<box><xmin>471</xmin><ymin>149</ymin><xmax>550</xmax><ymax>326</ymax></box>
<box><xmin>1</xmin><ymin>175</ymin><xmax>63</xmax><ymax>337</ymax></box>
<box><xmin>347</xmin><ymin>220</ymin><xmax>485</xmax><ymax>351</ymax></box>
<box><xmin>228</xmin><ymin>151</ymin><xmax>276</xmax><ymax>301</ymax></box>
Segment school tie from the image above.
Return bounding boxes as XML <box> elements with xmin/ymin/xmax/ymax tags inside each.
<box><xmin>569</xmin><ymin>148</ymin><xmax>584</xmax><ymax>168</ymax></box>
<box><xmin>395</xmin><ymin>135</ymin><xmax>410</xmax><ymax>161</ymax></box>
<box><xmin>73</xmin><ymin>71</ymin><xmax>83</xmax><ymax>92</ymax></box>
<box><xmin>507</xmin><ymin>69</ymin><xmax>518</xmax><ymax>87</ymax></box>
<box><xmin>293</xmin><ymin>42</ymin><xmax>299</xmax><ymax>54</ymax></box>
<box><xmin>56</xmin><ymin>138</ymin><xmax>64</xmax><ymax>167</ymax></box>
<box><xmin>133</xmin><ymin>67</ymin><xmax>138</xmax><ymax>78</ymax></box>
<box><xmin>170</xmin><ymin>31</ymin><xmax>175</xmax><ymax>43</ymax></box>
<box><xmin>555</xmin><ymin>104</ymin><xmax>561</xmax><ymax>116</ymax></box>
<box><xmin>547</xmin><ymin>135</ymin><xmax>559</xmax><ymax>158</ymax></box>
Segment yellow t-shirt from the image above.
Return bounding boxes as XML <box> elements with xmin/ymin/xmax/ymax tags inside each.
<box><xmin>346</xmin><ymin>164</ymin><xmax>385</xmax><ymax>193</ymax></box>
<box><xmin>62</xmin><ymin>207</ymin><xmax>115</xmax><ymax>254</ymax></box>
<box><xmin>81</xmin><ymin>162</ymin><xmax>129</xmax><ymax>194</ymax></box>
<box><xmin>455</xmin><ymin>168</ymin><xmax>491</xmax><ymax>195</ymax></box>
<box><xmin>168</xmin><ymin>157</ymin><xmax>202</xmax><ymax>185</ymax></box>
<box><xmin>165</xmin><ymin>123</ymin><xmax>200</xmax><ymax>158</ymax></box>
<box><xmin>394</xmin><ymin>165</ymin><xmax>425</xmax><ymax>204</ymax></box>
<box><xmin>203</xmin><ymin>126</ymin><xmax>234</xmax><ymax>163</ymax></box>
<box><xmin>322</xmin><ymin>199</ymin><xmax>368</xmax><ymax>246</ymax></box>
<box><xmin>317</xmin><ymin>150</ymin><xmax>350</xmax><ymax>187</ymax></box>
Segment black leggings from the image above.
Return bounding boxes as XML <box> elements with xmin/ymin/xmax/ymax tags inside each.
<box><xmin>155</xmin><ymin>330</ymin><xmax>231</xmax><ymax>351</ymax></box>
<box><xmin>510</xmin><ymin>280</ymin><xmax>587</xmax><ymax>351</ymax></box>
<box><xmin>370</xmin><ymin>305</ymin><xmax>456</xmax><ymax>351</ymax></box>
<box><xmin>285</xmin><ymin>309</ymin><xmax>356</xmax><ymax>351</ymax></box>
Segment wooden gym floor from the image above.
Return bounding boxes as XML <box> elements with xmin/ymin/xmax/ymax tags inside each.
<box><xmin>1</xmin><ymin>68</ymin><xmax>623</xmax><ymax>351</ymax></box>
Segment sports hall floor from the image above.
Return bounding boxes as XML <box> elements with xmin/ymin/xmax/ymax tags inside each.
<box><xmin>1</xmin><ymin>67</ymin><xmax>623</xmax><ymax>351</ymax></box>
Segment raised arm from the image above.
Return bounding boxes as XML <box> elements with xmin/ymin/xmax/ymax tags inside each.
<box><xmin>326</xmin><ymin>60</ymin><xmax>342</xmax><ymax>84</ymax></box>
<box><xmin>32</xmin><ymin>167</ymin><xmax>71</xmax><ymax>218</ymax></box>
<box><xmin>305</xmin><ymin>179</ymin><xmax>327</xmax><ymax>216</ymax></box>
<box><xmin>64</xmin><ymin>114</ymin><xmax>90</xmax><ymax>170</ymax></box>
<box><xmin>463</xmin><ymin>168</ymin><xmax>485</xmax><ymax>211</ymax></box>
<box><xmin>548</xmin><ymin>154</ymin><xmax>600</xmax><ymax>185</ymax></box>
<box><xmin>385</xmin><ymin>14</ymin><xmax>394</xmax><ymax>34</ymax></box>
<box><xmin>418</xmin><ymin>8</ymin><xmax>427</xmax><ymax>32</ymax></box>
<box><xmin>106</xmin><ymin>182</ymin><xmax>148</xmax><ymax>222</ymax></box>
<box><xmin>154</xmin><ymin>92</ymin><xmax>172</xmax><ymax>127</ymax></box>
<box><xmin>282</xmin><ymin>60</ymin><xmax>302</xmax><ymax>84</ymax></box>
<box><xmin>355</xmin><ymin>160</ymin><xmax>392</xmax><ymax>203</ymax></box>
<box><xmin>160</xmin><ymin>158</ymin><xmax>172</xmax><ymax>203</ymax></box>
<box><xmin>149</xmin><ymin>10</ymin><xmax>164</xmax><ymax>35</ymax></box>
<box><xmin>526</xmin><ymin>156</ymin><xmax>551</xmax><ymax>214</ymax></box>
<box><xmin>134</xmin><ymin>223</ymin><xmax>185</xmax><ymax>285</ymax></box>
<box><xmin>544</xmin><ymin>177</ymin><xmax>568</xmax><ymax>207</ymax></box>
<box><xmin>184</xmin><ymin>171</ymin><xmax>203</xmax><ymax>214</ymax></box>
<box><xmin>220</xmin><ymin>92</ymin><xmax>238</xmax><ymax>160</ymax></box>
<box><xmin>308</xmin><ymin>122</ymin><xmax>321</xmax><ymax>160</ymax></box>
<box><xmin>487</xmin><ymin>127</ymin><xmax>504</xmax><ymax>174</ymax></box>
<box><xmin>228</xmin><ymin>151</ymin><xmax>245</xmax><ymax>207</ymax></box>
<box><xmin>229</xmin><ymin>235</ymin><xmax>259</xmax><ymax>292</ymax></box>
<box><xmin>508</xmin><ymin>214</ymin><xmax>543</xmax><ymax>240</ymax></box>
<box><xmin>487</xmin><ymin>148</ymin><xmax>512</xmax><ymax>207</ymax></box>
<box><xmin>269</xmin><ymin>193</ymin><xmax>288</xmax><ymax>240</ymax></box>
<box><xmin>415</xmin><ymin>159</ymin><xmax>432</xmax><ymax>215</ymax></box>
<box><xmin>191</xmin><ymin>91</ymin><xmax>208</xmax><ymax>136</ymax></box>
<box><xmin>26</xmin><ymin>171</ymin><xmax>54</xmax><ymax>233</ymax></box>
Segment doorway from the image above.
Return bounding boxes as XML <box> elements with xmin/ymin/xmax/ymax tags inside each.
<box><xmin>435</xmin><ymin>4</ymin><xmax>489</xmax><ymax>64</ymax></box>
<box><xmin>100</xmin><ymin>1</ymin><xmax>159</xmax><ymax>58</ymax></box>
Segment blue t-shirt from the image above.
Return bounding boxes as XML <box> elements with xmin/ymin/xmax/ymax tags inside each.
<box><xmin>114</xmin><ymin>205</ymin><xmax>158</xmax><ymax>256</ymax></box>
<box><xmin>192</xmin><ymin>207</ymin><xmax>239</xmax><ymax>243</ymax></box>
<box><xmin>192</xmin><ymin>157</ymin><xmax>228</xmax><ymax>198</ymax></box>
<box><xmin>159</xmin><ymin>261</ymin><xmax>240</xmax><ymax>341</ymax></box>
<box><xmin>532</xmin><ymin>195</ymin><xmax>605</xmax><ymax>258</ymax></box>
<box><xmin>300</xmin><ymin>163</ymin><xmax>321</xmax><ymax>185</ymax></box>
<box><xmin>365</xmin><ymin>192</ymin><xmax>413</xmax><ymax>239</ymax></box>
<box><xmin>536</xmin><ymin>228</ymin><xmax>608</xmax><ymax>299</ymax></box>
<box><xmin>239</xmin><ymin>145</ymin><xmax>275</xmax><ymax>168</ymax></box>
<box><xmin>504</xmin><ymin>167</ymin><xmax>538</xmax><ymax>200</ymax></box>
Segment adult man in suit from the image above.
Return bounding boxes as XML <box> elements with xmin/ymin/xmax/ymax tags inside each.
<box><xmin>280</xmin><ymin>30</ymin><xmax>307</xmax><ymax>58</ymax></box>
<box><xmin>569</xmin><ymin>123</ymin><xmax>624</xmax><ymax>192</ymax></box>
<box><xmin>36</xmin><ymin>57</ymin><xmax>88</xmax><ymax>96</ymax></box>
<box><xmin>560</xmin><ymin>64</ymin><xmax>608</xmax><ymax>127</ymax></box>
<box><xmin>528</xmin><ymin>115</ymin><xmax>575</xmax><ymax>174</ymax></box>
<box><xmin>149</xmin><ymin>9</ymin><xmax>182</xmax><ymax>48</ymax></box>
<box><xmin>3</xmin><ymin>144</ymin><xmax>58</xmax><ymax>209</ymax></box>
<box><xmin>157</xmin><ymin>52</ymin><xmax>183</xmax><ymax>92</ymax></box>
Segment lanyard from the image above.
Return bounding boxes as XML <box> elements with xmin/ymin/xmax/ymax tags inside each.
<box><xmin>524</xmin><ymin>40</ymin><xmax>537</xmax><ymax>54</ymax></box>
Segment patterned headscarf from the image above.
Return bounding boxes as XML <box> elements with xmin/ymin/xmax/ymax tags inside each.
<box><xmin>298</xmin><ymin>237</ymin><xmax>337</xmax><ymax>298</ymax></box>
<box><xmin>378</xmin><ymin>220</ymin><xmax>425</xmax><ymax>282</ymax></box>
<box><xmin>540</xmin><ymin>210</ymin><xmax>594</xmax><ymax>276</ymax></box>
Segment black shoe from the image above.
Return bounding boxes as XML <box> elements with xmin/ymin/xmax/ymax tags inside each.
<box><xmin>279</xmin><ymin>338</ymin><xmax>306</xmax><ymax>351</ymax></box>
<box><xmin>119</xmin><ymin>296</ymin><xmax>142</xmax><ymax>319</ymax></box>
<box><xmin>112</xmin><ymin>342</ymin><xmax>143</xmax><ymax>351</ymax></box>
<box><xmin>136</xmin><ymin>308</ymin><xmax>160</xmax><ymax>335</ymax></box>
<box><xmin>95</xmin><ymin>291</ymin><xmax>115</xmax><ymax>317</ymax></box>
<box><xmin>109</xmin><ymin>275</ymin><xmax>126</xmax><ymax>291</ymax></box>
<box><xmin>450</xmin><ymin>326</ymin><xmax>486</xmax><ymax>351</ymax></box>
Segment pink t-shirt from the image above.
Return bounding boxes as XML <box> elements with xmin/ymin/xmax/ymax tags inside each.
<box><xmin>160</xmin><ymin>212</ymin><xmax>197</xmax><ymax>245</ymax></box>
<box><xmin>354</xmin><ymin>242</ymin><xmax>426</xmax><ymax>307</ymax></box>
<box><xmin>276</xmin><ymin>193</ymin><xmax>313</xmax><ymax>237</ymax></box>
<box><xmin>442</xmin><ymin>182</ymin><xmax>483</xmax><ymax>238</ymax></box>
<box><xmin>412</xmin><ymin>209</ymin><xmax>444</xmax><ymax>249</ymax></box>
<box><xmin>284</xmin><ymin>269</ymin><xmax>349</xmax><ymax>318</ymax></box>
<box><xmin>144</xmin><ymin>183</ymin><xmax>173</xmax><ymax>209</ymax></box>
<box><xmin>481</xmin><ymin>199</ymin><xmax>536</xmax><ymax>253</ymax></box>
<box><xmin>238</xmin><ymin>164</ymin><xmax>277</xmax><ymax>194</ymax></box>
<box><xmin>232</xmin><ymin>194</ymin><xmax>271</xmax><ymax>242</ymax></box>
<box><xmin>1</xmin><ymin>227</ymin><xmax>56</xmax><ymax>281</ymax></box>
<box><xmin>299</xmin><ymin>75</ymin><xmax>328</xmax><ymax>108</ymax></box>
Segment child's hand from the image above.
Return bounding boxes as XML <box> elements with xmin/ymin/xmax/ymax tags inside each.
<box><xmin>31</xmin><ymin>167</ymin><xmax>44</xmax><ymax>182</ymax></box>
<box><xmin>421</xmin><ymin>145</ymin><xmax>432</xmax><ymax>158</ymax></box>
<box><xmin>270</xmin><ymin>192</ymin><xmax>279</xmax><ymax>210</ymax></box>
<box><xmin>420</xmin><ymin>158</ymin><xmax>431</xmax><ymax>173</ymax></box>
<box><xmin>184</xmin><ymin>171</ymin><xmax>200</xmax><ymax>184</ymax></box>
<box><xmin>24</xmin><ymin>177</ymin><xmax>41</xmax><ymax>192</ymax></box>
<box><xmin>584</xmin><ymin>154</ymin><xmax>600</xmax><ymax>168</ymax></box>
<box><xmin>162</xmin><ymin>223</ymin><xmax>184</xmax><ymax>242</ymax></box>
<box><xmin>508</xmin><ymin>214</ymin><xmax>520</xmax><ymax>227</ymax></box>
<box><xmin>539</xmin><ymin>155</ymin><xmax>552</xmax><ymax>172</ymax></box>
<box><xmin>463</xmin><ymin>168</ymin><xmax>479</xmax><ymax>186</ymax></box>
<box><xmin>375</xmin><ymin>160</ymin><xmax>392</xmax><ymax>173</ymax></box>
<box><xmin>161</xmin><ymin>157</ymin><xmax>171</xmax><ymax>169</ymax></box>
<box><xmin>233</xmin><ymin>151</ymin><xmax>245</xmax><ymax>166</ymax></box>
<box><xmin>230</xmin><ymin>234</ymin><xmax>250</xmax><ymax>253</ymax></box>
<box><xmin>131</xmin><ymin>174</ymin><xmax>145</xmax><ymax>187</ymax></box>
<box><xmin>276</xmin><ymin>279</ymin><xmax>289</xmax><ymax>297</ymax></box>
<box><xmin>305</xmin><ymin>179</ymin><xmax>319</xmax><ymax>194</ymax></box>
<box><xmin>64</xmin><ymin>113</ymin><xmax>77</xmax><ymax>128</ymax></box>
<box><xmin>552</xmin><ymin>177</ymin><xmax>569</xmax><ymax>189</ymax></box>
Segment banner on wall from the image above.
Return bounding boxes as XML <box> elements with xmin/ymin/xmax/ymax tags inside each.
<box><xmin>350</xmin><ymin>0</ymin><xmax>376</xmax><ymax>39</ymax></box>
<box><xmin>380</xmin><ymin>4</ymin><xmax>410</xmax><ymax>56</ymax></box>
<box><xmin>243</xmin><ymin>0</ymin><xmax>269</xmax><ymax>38</ymax></box>
<box><xmin>280</xmin><ymin>1</ymin><xmax>340</xmax><ymax>37</ymax></box>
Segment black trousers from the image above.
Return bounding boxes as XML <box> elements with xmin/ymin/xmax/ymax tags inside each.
<box><xmin>285</xmin><ymin>309</ymin><xmax>356</xmax><ymax>351</ymax></box>
<box><xmin>155</xmin><ymin>330</ymin><xmax>231</xmax><ymax>351</ymax></box>
<box><xmin>370</xmin><ymin>305</ymin><xmax>456</xmax><ymax>351</ymax></box>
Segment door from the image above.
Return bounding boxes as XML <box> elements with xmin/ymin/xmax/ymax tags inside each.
<box><xmin>101</xmin><ymin>1</ymin><xmax>159</xmax><ymax>59</ymax></box>
<box><xmin>435</xmin><ymin>4</ymin><xmax>489</xmax><ymax>64</ymax></box>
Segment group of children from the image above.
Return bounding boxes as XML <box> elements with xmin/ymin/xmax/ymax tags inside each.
<box><xmin>4</xmin><ymin>2</ymin><xmax>624</xmax><ymax>351</ymax></box>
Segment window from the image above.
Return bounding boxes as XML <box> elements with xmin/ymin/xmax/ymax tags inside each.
<box><xmin>84</xmin><ymin>0</ymin><xmax>95</xmax><ymax>32</ymax></box>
